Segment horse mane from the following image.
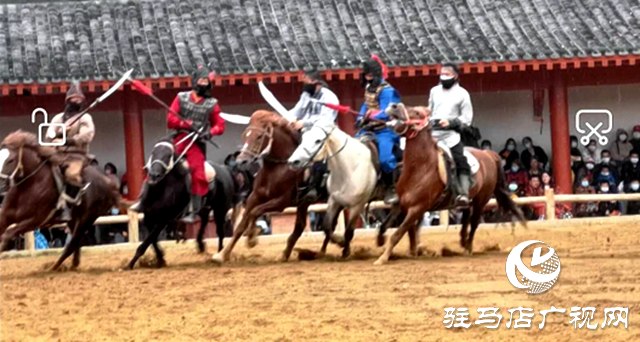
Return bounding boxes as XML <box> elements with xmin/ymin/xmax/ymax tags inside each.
<box><xmin>1</xmin><ymin>130</ymin><xmax>61</xmax><ymax>161</ymax></box>
<box><xmin>249</xmin><ymin>110</ymin><xmax>299</xmax><ymax>141</ymax></box>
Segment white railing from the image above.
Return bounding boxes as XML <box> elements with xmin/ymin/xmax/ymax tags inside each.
<box><xmin>14</xmin><ymin>189</ymin><xmax>640</xmax><ymax>251</ymax></box>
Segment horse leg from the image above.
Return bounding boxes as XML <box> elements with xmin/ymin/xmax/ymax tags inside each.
<box><xmin>374</xmin><ymin>207</ymin><xmax>423</xmax><ymax>266</ymax></box>
<box><xmin>212</xmin><ymin>195</ymin><xmax>289</xmax><ymax>264</ymax></box>
<box><xmin>377</xmin><ymin>205</ymin><xmax>400</xmax><ymax>247</ymax></box>
<box><xmin>151</xmin><ymin>240</ymin><xmax>166</xmax><ymax>268</ymax></box>
<box><xmin>126</xmin><ymin>222</ymin><xmax>165</xmax><ymax>269</ymax></box>
<box><xmin>465</xmin><ymin>204</ymin><xmax>485</xmax><ymax>255</ymax></box>
<box><xmin>342</xmin><ymin>204</ymin><xmax>365</xmax><ymax>259</ymax></box>
<box><xmin>196</xmin><ymin>210</ymin><xmax>209</xmax><ymax>254</ymax></box>
<box><xmin>49</xmin><ymin>220</ymin><xmax>84</xmax><ymax>271</ymax></box>
<box><xmin>71</xmin><ymin>219</ymin><xmax>97</xmax><ymax>269</ymax></box>
<box><xmin>408</xmin><ymin>218</ymin><xmax>422</xmax><ymax>257</ymax></box>
<box><xmin>459</xmin><ymin>209</ymin><xmax>471</xmax><ymax>249</ymax></box>
<box><xmin>281</xmin><ymin>204</ymin><xmax>310</xmax><ymax>261</ymax></box>
<box><xmin>214</xmin><ymin>207</ymin><xmax>228</xmax><ymax>253</ymax></box>
<box><xmin>322</xmin><ymin>198</ymin><xmax>345</xmax><ymax>246</ymax></box>
<box><xmin>0</xmin><ymin>215</ymin><xmax>43</xmax><ymax>252</ymax></box>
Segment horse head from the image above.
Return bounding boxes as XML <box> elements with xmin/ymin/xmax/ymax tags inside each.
<box><xmin>386</xmin><ymin>103</ymin><xmax>432</xmax><ymax>139</ymax></box>
<box><xmin>288</xmin><ymin>123</ymin><xmax>334</xmax><ymax>170</ymax></box>
<box><xmin>0</xmin><ymin>130</ymin><xmax>57</xmax><ymax>187</ymax></box>
<box><xmin>238</xmin><ymin>110</ymin><xmax>298</xmax><ymax>169</ymax></box>
<box><xmin>145</xmin><ymin>137</ymin><xmax>177</xmax><ymax>185</ymax></box>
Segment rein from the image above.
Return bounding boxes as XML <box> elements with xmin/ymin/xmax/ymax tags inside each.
<box><xmin>241</xmin><ymin>124</ymin><xmax>290</xmax><ymax>164</ymax></box>
<box><xmin>146</xmin><ymin>133</ymin><xmax>199</xmax><ymax>183</ymax></box>
<box><xmin>0</xmin><ymin>146</ymin><xmax>50</xmax><ymax>188</ymax></box>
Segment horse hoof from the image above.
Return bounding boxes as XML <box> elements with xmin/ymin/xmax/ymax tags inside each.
<box><xmin>373</xmin><ymin>258</ymin><xmax>387</xmax><ymax>266</ymax></box>
<box><xmin>197</xmin><ymin>242</ymin><xmax>207</xmax><ymax>254</ymax></box>
<box><xmin>332</xmin><ymin>235</ymin><xmax>345</xmax><ymax>247</ymax></box>
<box><xmin>246</xmin><ymin>237</ymin><xmax>258</xmax><ymax>249</ymax></box>
<box><xmin>211</xmin><ymin>253</ymin><xmax>225</xmax><ymax>265</ymax></box>
<box><xmin>376</xmin><ymin>235</ymin><xmax>386</xmax><ymax>247</ymax></box>
<box><xmin>276</xmin><ymin>253</ymin><xmax>289</xmax><ymax>263</ymax></box>
<box><xmin>156</xmin><ymin>260</ymin><xmax>167</xmax><ymax>268</ymax></box>
<box><xmin>341</xmin><ymin>248</ymin><xmax>351</xmax><ymax>259</ymax></box>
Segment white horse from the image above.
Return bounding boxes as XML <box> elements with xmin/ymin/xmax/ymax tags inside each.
<box><xmin>288</xmin><ymin>123</ymin><xmax>377</xmax><ymax>258</ymax></box>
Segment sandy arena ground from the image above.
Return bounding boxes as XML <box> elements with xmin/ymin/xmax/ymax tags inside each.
<box><xmin>1</xmin><ymin>220</ymin><xmax>639</xmax><ymax>342</ymax></box>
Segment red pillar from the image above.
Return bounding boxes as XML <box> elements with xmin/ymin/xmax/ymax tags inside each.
<box><xmin>122</xmin><ymin>86</ymin><xmax>145</xmax><ymax>200</ymax></box>
<box><xmin>336</xmin><ymin>81</ymin><xmax>357</xmax><ymax>136</ymax></box>
<box><xmin>549</xmin><ymin>72</ymin><xmax>573</xmax><ymax>194</ymax></box>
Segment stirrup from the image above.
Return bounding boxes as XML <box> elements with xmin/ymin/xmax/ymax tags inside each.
<box><xmin>455</xmin><ymin>195</ymin><xmax>470</xmax><ymax>207</ymax></box>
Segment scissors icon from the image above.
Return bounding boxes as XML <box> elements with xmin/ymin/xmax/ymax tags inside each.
<box><xmin>575</xmin><ymin>110</ymin><xmax>613</xmax><ymax>146</ymax></box>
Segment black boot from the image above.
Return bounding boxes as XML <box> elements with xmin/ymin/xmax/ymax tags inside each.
<box><xmin>383</xmin><ymin>171</ymin><xmax>399</xmax><ymax>205</ymax></box>
<box><xmin>455</xmin><ymin>171</ymin><xmax>471</xmax><ymax>207</ymax></box>
<box><xmin>301</xmin><ymin>164</ymin><xmax>325</xmax><ymax>203</ymax></box>
<box><xmin>129</xmin><ymin>182</ymin><xmax>149</xmax><ymax>212</ymax></box>
<box><xmin>181</xmin><ymin>195</ymin><xmax>203</xmax><ymax>224</ymax></box>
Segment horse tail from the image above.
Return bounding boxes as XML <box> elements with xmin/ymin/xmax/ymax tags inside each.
<box><xmin>493</xmin><ymin>156</ymin><xmax>527</xmax><ymax>227</ymax></box>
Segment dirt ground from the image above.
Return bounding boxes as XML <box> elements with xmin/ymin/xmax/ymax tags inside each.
<box><xmin>1</xmin><ymin>221</ymin><xmax>639</xmax><ymax>342</ymax></box>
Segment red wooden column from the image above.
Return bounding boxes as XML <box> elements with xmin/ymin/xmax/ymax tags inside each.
<box><xmin>336</xmin><ymin>81</ymin><xmax>357</xmax><ymax>136</ymax></box>
<box><xmin>549</xmin><ymin>71</ymin><xmax>573</xmax><ymax>194</ymax></box>
<box><xmin>122</xmin><ymin>86</ymin><xmax>145</xmax><ymax>200</ymax></box>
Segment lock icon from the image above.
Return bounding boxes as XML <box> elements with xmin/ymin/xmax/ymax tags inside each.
<box><xmin>32</xmin><ymin>108</ymin><xmax>66</xmax><ymax>147</ymax></box>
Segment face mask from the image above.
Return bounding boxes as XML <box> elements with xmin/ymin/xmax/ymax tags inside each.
<box><xmin>631</xmin><ymin>183</ymin><xmax>640</xmax><ymax>191</ymax></box>
<box><xmin>600</xmin><ymin>187</ymin><xmax>609</xmax><ymax>193</ymax></box>
<box><xmin>632</xmin><ymin>158</ymin><xmax>639</xmax><ymax>164</ymax></box>
<box><xmin>634</xmin><ymin>132</ymin><xmax>640</xmax><ymax>139</ymax></box>
<box><xmin>588</xmin><ymin>145</ymin><xmax>596</xmax><ymax>152</ymax></box>
<box><xmin>302</xmin><ymin>83</ymin><xmax>317</xmax><ymax>95</ymax></box>
<box><xmin>602</xmin><ymin>172</ymin><xmax>610</xmax><ymax>177</ymax></box>
<box><xmin>508</xmin><ymin>183</ymin><xmax>518</xmax><ymax>192</ymax></box>
<box><xmin>581</xmin><ymin>180</ymin><xmax>589</xmax><ymax>187</ymax></box>
<box><xmin>524</xmin><ymin>142</ymin><xmax>532</xmax><ymax>149</ymax></box>
<box><xmin>195</xmin><ymin>84</ymin><xmax>210</xmax><ymax>97</ymax></box>
<box><xmin>571</xmin><ymin>142</ymin><xmax>578</xmax><ymax>148</ymax></box>
<box><xmin>507</xmin><ymin>144</ymin><xmax>515</xmax><ymax>151</ymax></box>
<box><xmin>586</xmin><ymin>163</ymin><xmax>594</xmax><ymax>170</ymax></box>
<box><xmin>619</xmin><ymin>134</ymin><xmax>628</xmax><ymax>142</ymax></box>
<box><xmin>511</xmin><ymin>166</ymin><xmax>519</xmax><ymax>172</ymax></box>
<box><xmin>602</xmin><ymin>157</ymin><xmax>610</xmax><ymax>163</ymax></box>
<box><xmin>440</xmin><ymin>75</ymin><xmax>456</xmax><ymax>89</ymax></box>
<box><xmin>111</xmin><ymin>208</ymin><xmax>119</xmax><ymax>215</ymax></box>
<box><xmin>229</xmin><ymin>161</ymin><xmax>237</xmax><ymax>168</ymax></box>
<box><xmin>65</xmin><ymin>101</ymin><xmax>81</xmax><ymax>114</ymax></box>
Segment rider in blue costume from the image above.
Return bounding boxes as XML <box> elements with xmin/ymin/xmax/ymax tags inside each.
<box><xmin>355</xmin><ymin>56</ymin><xmax>401</xmax><ymax>204</ymax></box>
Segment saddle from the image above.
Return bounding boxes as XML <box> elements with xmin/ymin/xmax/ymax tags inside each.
<box><xmin>358</xmin><ymin>134</ymin><xmax>403</xmax><ymax>179</ymax></box>
<box><xmin>181</xmin><ymin>160</ymin><xmax>218</xmax><ymax>191</ymax></box>
<box><xmin>433</xmin><ymin>142</ymin><xmax>480</xmax><ymax>209</ymax></box>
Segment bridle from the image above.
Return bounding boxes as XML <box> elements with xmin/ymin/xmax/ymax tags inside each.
<box><xmin>240</xmin><ymin>124</ymin><xmax>285</xmax><ymax>163</ymax></box>
<box><xmin>391</xmin><ymin>105</ymin><xmax>431</xmax><ymax>139</ymax></box>
<box><xmin>0</xmin><ymin>146</ymin><xmax>49</xmax><ymax>188</ymax></box>
<box><xmin>297</xmin><ymin>125</ymin><xmax>348</xmax><ymax>168</ymax></box>
<box><xmin>145</xmin><ymin>132</ymin><xmax>199</xmax><ymax>183</ymax></box>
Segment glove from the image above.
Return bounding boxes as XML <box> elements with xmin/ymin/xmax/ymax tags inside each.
<box><xmin>200</xmin><ymin>131</ymin><xmax>212</xmax><ymax>141</ymax></box>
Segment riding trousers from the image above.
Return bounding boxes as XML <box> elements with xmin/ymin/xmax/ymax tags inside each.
<box><xmin>449</xmin><ymin>142</ymin><xmax>471</xmax><ymax>175</ymax></box>
<box><xmin>174</xmin><ymin>133</ymin><xmax>208</xmax><ymax>196</ymax></box>
<box><xmin>59</xmin><ymin>152</ymin><xmax>87</xmax><ymax>187</ymax></box>
<box><xmin>356</xmin><ymin>129</ymin><xmax>399</xmax><ymax>174</ymax></box>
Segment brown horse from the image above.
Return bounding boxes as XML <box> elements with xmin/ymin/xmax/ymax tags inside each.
<box><xmin>374</xmin><ymin>104</ymin><xmax>525</xmax><ymax>265</ymax></box>
<box><xmin>212</xmin><ymin>110</ymin><xmax>317</xmax><ymax>264</ymax></box>
<box><xmin>0</xmin><ymin>131</ymin><xmax>119</xmax><ymax>270</ymax></box>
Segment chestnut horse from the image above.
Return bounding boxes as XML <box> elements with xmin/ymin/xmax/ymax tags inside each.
<box><xmin>212</xmin><ymin>111</ymin><xmax>314</xmax><ymax>264</ymax></box>
<box><xmin>0</xmin><ymin>131</ymin><xmax>119</xmax><ymax>270</ymax></box>
<box><xmin>374</xmin><ymin>104</ymin><xmax>525</xmax><ymax>265</ymax></box>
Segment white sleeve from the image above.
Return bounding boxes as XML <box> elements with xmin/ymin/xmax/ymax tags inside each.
<box><xmin>289</xmin><ymin>96</ymin><xmax>305</xmax><ymax>121</ymax></box>
<box><xmin>45</xmin><ymin>114</ymin><xmax>64</xmax><ymax>141</ymax></box>
<box><xmin>459</xmin><ymin>89</ymin><xmax>473</xmax><ymax>125</ymax></box>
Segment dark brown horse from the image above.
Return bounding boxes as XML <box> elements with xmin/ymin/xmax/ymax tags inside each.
<box><xmin>0</xmin><ymin>131</ymin><xmax>119</xmax><ymax>270</ymax></box>
<box><xmin>212</xmin><ymin>110</ymin><xmax>318</xmax><ymax>264</ymax></box>
<box><xmin>374</xmin><ymin>104</ymin><xmax>525</xmax><ymax>265</ymax></box>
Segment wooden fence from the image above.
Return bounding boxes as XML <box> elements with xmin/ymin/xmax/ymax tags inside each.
<box><xmin>15</xmin><ymin>189</ymin><xmax>640</xmax><ymax>251</ymax></box>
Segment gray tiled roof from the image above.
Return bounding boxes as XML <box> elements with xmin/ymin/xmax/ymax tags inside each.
<box><xmin>2</xmin><ymin>0</ymin><xmax>640</xmax><ymax>84</ymax></box>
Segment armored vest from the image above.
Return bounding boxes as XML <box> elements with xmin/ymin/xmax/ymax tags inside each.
<box><xmin>177</xmin><ymin>91</ymin><xmax>218</xmax><ymax>129</ymax></box>
<box><xmin>364</xmin><ymin>82</ymin><xmax>390</xmax><ymax>113</ymax></box>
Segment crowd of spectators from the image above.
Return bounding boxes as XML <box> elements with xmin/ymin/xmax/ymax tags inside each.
<box><xmin>483</xmin><ymin>126</ymin><xmax>640</xmax><ymax>220</ymax></box>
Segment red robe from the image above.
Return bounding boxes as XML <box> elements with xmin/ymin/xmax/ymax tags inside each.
<box><xmin>167</xmin><ymin>92</ymin><xmax>224</xmax><ymax>196</ymax></box>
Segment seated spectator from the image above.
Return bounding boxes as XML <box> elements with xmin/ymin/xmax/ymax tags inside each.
<box><xmin>524</xmin><ymin>175</ymin><xmax>545</xmax><ymax>219</ymax></box>
<box><xmin>582</xmin><ymin>139</ymin><xmax>602</xmax><ymax>164</ymax></box>
<box><xmin>528</xmin><ymin>156</ymin><xmax>544</xmax><ymax>178</ymax></box>
<box><xmin>480</xmin><ymin>140</ymin><xmax>492</xmax><ymax>151</ymax></box>
<box><xmin>575</xmin><ymin>157</ymin><xmax>596</xmax><ymax>187</ymax></box>
<box><xmin>104</xmin><ymin>162</ymin><xmax>121</xmax><ymax>190</ymax></box>
<box><xmin>541</xmin><ymin>171</ymin><xmax>572</xmax><ymax>219</ymax></box>
<box><xmin>596</xmin><ymin>181</ymin><xmax>620</xmax><ymax>216</ymax></box>
<box><xmin>521</xmin><ymin>137</ymin><xmax>548</xmax><ymax>170</ymax></box>
<box><xmin>499</xmin><ymin>138</ymin><xmax>519</xmax><ymax>170</ymax></box>
<box><xmin>90</xmin><ymin>159</ymin><xmax>99</xmax><ymax>168</ymax></box>
<box><xmin>594</xmin><ymin>150</ymin><xmax>620</xmax><ymax>181</ymax></box>
<box><xmin>507</xmin><ymin>181</ymin><xmax>520</xmax><ymax>199</ymax></box>
<box><xmin>574</xmin><ymin>176</ymin><xmax>598</xmax><ymax>217</ymax></box>
<box><xmin>621</xmin><ymin>150</ymin><xmax>640</xmax><ymax>189</ymax></box>
<box><xmin>626</xmin><ymin>179</ymin><xmax>640</xmax><ymax>215</ymax></box>
<box><xmin>506</xmin><ymin>161</ymin><xmax>528</xmax><ymax>194</ymax></box>
<box><xmin>610</xmin><ymin>129</ymin><xmax>632</xmax><ymax>162</ymax></box>
<box><xmin>631</xmin><ymin>125</ymin><xmax>640</xmax><ymax>152</ymax></box>
<box><xmin>595</xmin><ymin>165</ymin><xmax>617</xmax><ymax>188</ymax></box>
